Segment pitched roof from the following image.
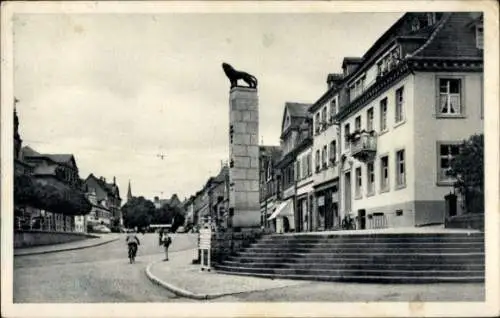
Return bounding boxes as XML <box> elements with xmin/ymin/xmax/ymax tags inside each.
<box><xmin>44</xmin><ymin>154</ymin><xmax>74</xmax><ymax>165</ymax></box>
<box><xmin>260</xmin><ymin>145</ymin><xmax>282</xmax><ymax>161</ymax></box>
<box><xmin>21</xmin><ymin>146</ymin><xmax>40</xmax><ymax>157</ymax></box>
<box><xmin>85</xmin><ymin>174</ymin><xmax>120</xmax><ymax>199</ymax></box>
<box><xmin>286</xmin><ymin>102</ymin><xmax>311</xmax><ymax>118</ymax></box>
<box><xmin>411</xmin><ymin>12</ymin><xmax>483</xmax><ymax>59</ymax></box>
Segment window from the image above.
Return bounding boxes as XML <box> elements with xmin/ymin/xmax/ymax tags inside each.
<box><xmin>438</xmin><ymin>143</ymin><xmax>460</xmax><ymax>183</ymax></box>
<box><xmin>380</xmin><ymin>155</ymin><xmax>389</xmax><ymax>192</ymax></box>
<box><xmin>307</xmin><ymin>153</ymin><xmax>312</xmax><ymax>176</ymax></box>
<box><xmin>344</xmin><ymin>123</ymin><xmax>350</xmax><ymax>149</ymax></box>
<box><xmin>476</xmin><ymin>25</ymin><xmax>483</xmax><ymax>49</ymax></box>
<box><xmin>380</xmin><ymin>98</ymin><xmax>388</xmax><ymax>131</ymax></box>
<box><xmin>321</xmin><ymin>106</ymin><xmax>327</xmax><ymax>130</ymax></box>
<box><xmin>330</xmin><ymin>97</ymin><xmax>337</xmax><ymax>119</ymax></box>
<box><xmin>355</xmin><ymin>115</ymin><xmax>361</xmax><ymax>131</ymax></box>
<box><xmin>322</xmin><ymin>146</ymin><xmax>327</xmax><ymax>168</ymax></box>
<box><xmin>367</xmin><ymin>107</ymin><xmax>374</xmax><ymax>131</ymax></box>
<box><xmin>367</xmin><ymin>162</ymin><xmax>375</xmax><ymax>195</ymax></box>
<box><xmin>315</xmin><ymin>113</ymin><xmax>320</xmax><ymax>134</ymax></box>
<box><xmin>355</xmin><ymin>167</ymin><xmax>362</xmax><ymax>198</ymax></box>
<box><xmin>411</xmin><ymin>17</ymin><xmax>420</xmax><ymax>31</ymax></box>
<box><xmin>329</xmin><ymin>140</ymin><xmax>337</xmax><ymax>164</ymax></box>
<box><xmin>296</xmin><ymin>160</ymin><xmax>301</xmax><ymax>181</ymax></box>
<box><xmin>427</xmin><ymin>13</ymin><xmax>437</xmax><ymax>25</ymax></box>
<box><xmin>315</xmin><ymin>149</ymin><xmax>320</xmax><ymax>172</ymax></box>
<box><xmin>377</xmin><ymin>46</ymin><xmax>401</xmax><ymax>77</ymax></box>
<box><xmin>396</xmin><ymin>149</ymin><xmax>406</xmax><ymax>188</ymax></box>
<box><xmin>439</xmin><ymin>78</ymin><xmax>462</xmax><ymax>116</ymax></box>
<box><xmin>395</xmin><ymin>86</ymin><xmax>405</xmax><ymax>123</ymax></box>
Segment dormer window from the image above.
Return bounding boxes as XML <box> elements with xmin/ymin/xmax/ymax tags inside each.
<box><xmin>476</xmin><ymin>24</ymin><xmax>483</xmax><ymax>49</ymax></box>
<box><xmin>411</xmin><ymin>17</ymin><xmax>420</xmax><ymax>31</ymax></box>
<box><xmin>377</xmin><ymin>46</ymin><xmax>401</xmax><ymax>78</ymax></box>
<box><xmin>427</xmin><ymin>13</ymin><xmax>437</xmax><ymax>26</ymax></box>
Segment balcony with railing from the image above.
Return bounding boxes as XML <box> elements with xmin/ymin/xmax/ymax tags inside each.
<box><xmin>350</xmin><ymin>131</ymin><xmax>377</xmax><ymax>161</ymax></box>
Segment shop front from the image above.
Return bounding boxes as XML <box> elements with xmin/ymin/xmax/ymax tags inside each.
<box><xmin>313</xmin><ymin>180</ymin><xmax>340</xmax><ymax>231</ymax></box>
<box><xmin>295</xmin><ymin>179</ymin><xmax>314</xmax><ymax>232</ymax></box>
<box><xmin>268</xmin><ymin>198</ymin><xmax>295</xmax><ymax>234</ymax></box>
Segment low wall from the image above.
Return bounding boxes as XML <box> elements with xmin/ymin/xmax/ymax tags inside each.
<box><xmin>445</xmin><ymin>213</ymin><xmax>484</xmax><ymax>231</ymax></box>
<box><xmin>14</xmin><ymin>230</ymin><xmax>98</xmax><ymax>248</ymax></box>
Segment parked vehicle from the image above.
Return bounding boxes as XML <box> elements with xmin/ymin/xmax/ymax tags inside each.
<box><xmin>93</xmin><ymin>225</ymin><xmax>111</xmax><ymax>233</ymax></box>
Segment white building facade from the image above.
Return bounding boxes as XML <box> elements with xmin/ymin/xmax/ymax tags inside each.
<box><xmin>333</xmin><ymin>12</ymin><xmax>483</xmax><ymax>229</ymax></box>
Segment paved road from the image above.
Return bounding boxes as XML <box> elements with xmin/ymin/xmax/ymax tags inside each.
<box><xmin>14</xmin><ymin>233</ymin><xmax>198</xmax><ymax>303</ymax></box>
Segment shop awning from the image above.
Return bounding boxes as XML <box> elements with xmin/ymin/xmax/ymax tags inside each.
<box><xmin>268</xmin><ymin>199</ymin><xmax>293</xmax><ymax>220</ymax></box>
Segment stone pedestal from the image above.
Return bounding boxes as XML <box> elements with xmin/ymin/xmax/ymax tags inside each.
<box><xmin>228</xmin><ymin>87</ymin><xmax>260</xmax><ymax>229</ymax></box>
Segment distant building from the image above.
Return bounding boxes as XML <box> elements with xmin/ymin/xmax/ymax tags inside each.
<box><xmin>259</xmin><ymin>145</ymin><xmax>282</xmax><ymax>230</ymax></box>
<box><xmin>153</xmin><ymin>194</ymin><xmax>182</xmax><ymax>209</ymax></box>
<box><xmin>84</xmin><ymin>174</ymin><xmax>122</xmax><ymax>227</ymax></box>
<box><xmin>273</xmin><ymin>102</ymin><xmax>312</xmax><ymax>233</ymax></box>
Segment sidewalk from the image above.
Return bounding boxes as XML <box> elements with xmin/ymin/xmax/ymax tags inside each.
<box><xmin>145</xmin><ymin>249</ymin><xmax>307</xmax><ymax>300</ymax></box>
<box><xmin>14</xmin><ymin>234</ymin><xmax>121</xmax><ymax>256</ymax></box>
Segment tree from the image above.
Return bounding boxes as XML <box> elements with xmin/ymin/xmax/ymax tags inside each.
<box><xmin>448</xmin><ymin>133</ymin><xmax>484</xmax><ymax>213</ymax></box>
<box><xmin>121</xmin><ymin>196</ymin><xmax>156</xmax><ymax>229</ymax></box>
<box><xmin>14</xmin><ymin>174</ymin><xmax>91</xmax><ymax>216</ymax></box>
<box><xmin>152</xmin><ymin>203</ymin><xmax>186</xmax><ymax>232</ymax></box>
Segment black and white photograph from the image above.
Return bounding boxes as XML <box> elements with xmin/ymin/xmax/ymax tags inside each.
<box><xmin>1</xmin><ymin>1</ymin><xmax>499</xmax><ymax>317</ymax></box>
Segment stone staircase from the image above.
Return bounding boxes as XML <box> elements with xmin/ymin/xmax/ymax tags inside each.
<box><xmin>214</xmin><ymin>232</ymin><xmax>484</xmax><ymax>283</ymax></box>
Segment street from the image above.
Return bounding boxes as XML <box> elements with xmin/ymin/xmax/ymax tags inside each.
<box><xmin>14</xmin><ymin>233</ymin><xmax>197</xmax><ymax>303</ymax></box>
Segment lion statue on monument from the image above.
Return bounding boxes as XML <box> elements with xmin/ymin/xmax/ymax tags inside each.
<box><xmin>222</xmin><ymin>63</ymin><xmax>258</xmax><ymax>89</ymax></box>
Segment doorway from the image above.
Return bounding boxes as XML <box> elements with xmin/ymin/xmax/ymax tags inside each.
<box><xmin>358</xmin><ymin>209</ymin><xmax>366</xmax><ymax>230</ymax></box>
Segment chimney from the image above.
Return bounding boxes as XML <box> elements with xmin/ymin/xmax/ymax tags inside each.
<box><xmin>113</xmin><ymin>176</ymin><xmax>116</xmax><ymax>185</ymax></box>
<box><xmin>326</xmin><ymin>73</ymin><xmax>344</xmax><ymax>90</ymax></box>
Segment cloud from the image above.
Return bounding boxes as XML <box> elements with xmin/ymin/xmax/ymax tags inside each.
<box><xmin>14</xmin><ymin>12</ymin><xmax>403</xmax><ymax>199</ymax></box>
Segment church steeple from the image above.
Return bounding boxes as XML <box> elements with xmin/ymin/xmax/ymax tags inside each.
<box><xmin>127</xmin><ymin>180</ymin><xmax>133</xmax><ymax>202</ymax></box>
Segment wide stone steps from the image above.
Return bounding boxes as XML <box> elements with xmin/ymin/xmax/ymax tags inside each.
<box><xmin>215</xmin><ymin>270</ymin><xmax>485</xmax><ymax>284</ymax></box>
<box><xmin>215</xmin><ymin>232</ymin><xmax>484</xmax><ymax>283</ymax></box>
<box><xmin>243</xmin><ymin>246</ymin><xmax>483</xmax><ymax>254</ymax></box>
<box><xmin>216</xmin><ymin>264</ymin><xmax>483</xmax><ymax>278</ymax></box>
<box><xmin>222</xmin><ymin>260</ymin><xmax>484</xmax><ymax>271</ymax></box>
<box><xmin>227</xmin><ymin>254</ymin><xmax>484</xmax><ymax>265</ymax></box>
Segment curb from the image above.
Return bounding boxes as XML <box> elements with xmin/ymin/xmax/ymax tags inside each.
<box><xmin>14</xmin><ymin>237</ymin><xmax>120</xmax><ymax>256</ymax></box>
<box><xmin>145</xmin><ymin>260</ymin><xmax>227</xmax><ymax>300</ymax></box>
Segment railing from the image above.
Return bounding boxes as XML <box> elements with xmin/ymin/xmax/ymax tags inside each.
<box><xmin>351</xmin><ymin>133</ymin><xmax>377</xmax><ymax>157</ymax></box>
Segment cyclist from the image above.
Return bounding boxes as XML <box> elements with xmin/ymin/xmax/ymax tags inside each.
<box><xmin>126</xmin><ymin>229</ymin><xmax>141</xmax><ymax>263</ymax></box>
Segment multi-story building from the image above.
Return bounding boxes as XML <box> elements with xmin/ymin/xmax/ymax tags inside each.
<box><xmin>183</xmin><ymin>196</ymin><xmax>195</xmax><ymax>231</ymax></box>
<box><xmin>84</xmin><ymin>174</ymin><xmax>122</xmax><ymax>227</ymax></box>
<box><xmin>332</xmin><ymin>12</ymin><xmax>483</xmax><ymax>229</ymax></box>
<box><xmin>85</xmin><ymin>187</ymin><xmax>113</xmax><ymax>228</ymax></box>
<box><xmin>259</xmin><ymin>145</ymin><xmax>282</xmax><ymax>229</ymax></box>
<box><xmin>309</xmin><ymin>73</ymin><xmax>348</xmax><ymax>231</ymax></box>
<box><xmin>293</xmin><ymin>119</ymin><xmax>314</xmax><ymax>232</ymax></box>
<box><xmin>207</xmin><ymin>165</ymin><xmax>229</xmax><ymax>230</ymax></box>
<box><xmin>272</xmin><ymin>102</ymin><xmax>312</xmax><ymax>233</ymax></box>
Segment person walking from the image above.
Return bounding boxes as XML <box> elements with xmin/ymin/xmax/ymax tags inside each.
<box><xmin>158</xmin><ymin>229</ymin><xmax>164</xmax><ymax>246</ymax></box>
<box><xmin>161</xmin><ymin>230</ymin><xmax>172</xmax><ymax>261</ymax></box>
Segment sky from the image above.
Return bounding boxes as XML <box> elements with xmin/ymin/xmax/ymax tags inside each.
<box><xmin>13</xmin><ymin>12</ymin><xmax>403</xmax><ymax>202</ymax></box>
